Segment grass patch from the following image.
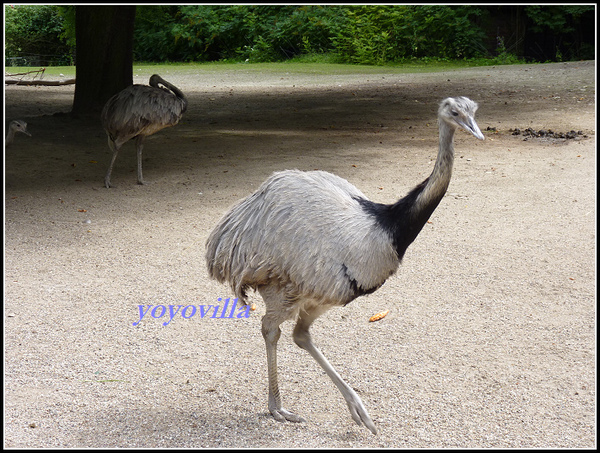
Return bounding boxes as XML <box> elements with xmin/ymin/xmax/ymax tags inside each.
<box><xmin>6</xmin><ymin>55</ymin><xmax>528</xmax><ymax>82</ymax></box>
<box><xmin>6</xmin><ymin>66</ymin><xmax>76</xmax><ymax>78</ymax></box>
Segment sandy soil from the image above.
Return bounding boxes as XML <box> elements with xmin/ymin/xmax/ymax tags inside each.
<box><xmin>4</xmin><ymin>61</ymin><xmax>596</xmax><ymax>448</ymax></box>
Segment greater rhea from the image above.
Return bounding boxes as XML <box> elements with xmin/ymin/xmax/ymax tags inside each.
<box><xmin>101</xmin><ymin>74</ymin><xmax>187</xmax><ymax>188</ymax></box>
<box><xmin>206</xmin><ymin>96</ymin><xmax>484</xmax><ymax>434</ymax></box>
<box><xmin>5</xmin><ymin>120</ymin><xmax>31</xmax><ymax>146</ymax></box>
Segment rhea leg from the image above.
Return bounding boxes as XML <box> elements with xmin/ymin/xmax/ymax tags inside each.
<box><xmin>259</xmin><ymin>287</ymin><xmax>306</xmax><ymax>423</ymax></box>
<box><xmin>293</xmin><ymin>305</ymin><xmax>377</xmax><ymax>434</ymax></box>
<box><xmin>105</xmin><ymin>138</ymin><xmax>120</xmax><ymax>188</ymax></box>
<box><xmin>135</xmin><ymin>135</ymin><xmax>146</xmax><ymax>185</ymax></box>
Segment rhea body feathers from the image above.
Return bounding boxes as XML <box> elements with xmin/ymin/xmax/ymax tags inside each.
<box><xmin>206</xmin><ymin>97</ymin><xmax>483</xmax><ymax>308</ymax></box>
<box><xmin>101</xmin><ymin>74</ymin><xmax>187</xmax><ymax>188</ymax></box>
<box><xmin>208</xmin><ymin>169</ymin><xmax>399</xmax><ymax>307</ymax></box>
<box><xmin>205</xmin><ymin>96</ymin><xmax>484</xmax><ymax>434</ymax></box>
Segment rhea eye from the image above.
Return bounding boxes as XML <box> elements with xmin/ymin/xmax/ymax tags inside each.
<box><xmin>451</xmin><ymin>111</ymin><xmax>459</xmax><ymax>117</ymax></box>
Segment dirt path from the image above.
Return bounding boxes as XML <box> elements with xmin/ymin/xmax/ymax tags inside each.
<box><xmin>4</xmin><ymin>61</ymin><xmax>595</xmax><ymax>448</ymax></box>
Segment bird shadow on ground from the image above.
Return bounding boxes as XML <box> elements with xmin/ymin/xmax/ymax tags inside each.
<box><xmin>66</xmin><ymin>404</ymin><xmax>370</xmax><ymax>448</ymax></box>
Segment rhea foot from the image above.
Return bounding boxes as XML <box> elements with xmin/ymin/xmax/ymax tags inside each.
<box><xmin>345</xmin><ymin>397</ymin><xmax>377</xmax><ymax>435</ymax></box>
<box><xmin>269</xmin><ymin>406</ymin><xmax>306</xmax><ymax>423</ymax></box>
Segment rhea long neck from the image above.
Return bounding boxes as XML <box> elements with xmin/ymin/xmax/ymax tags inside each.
<box><xmin>6</xmin><ymin>128</ymin><xmax>16</xmax><ymax>144</ymax></box>
<box><xmin>153</xmin><ymin>76</ymin><xmax>188</xmax><ymax>112</ymax></box>
<box><xmin>173</xmin><ymin>84</ymin><xmax>188</xmax><ymax>113</ymax></box>
<box><xmin>382</xmin><ymin>119</ymin><xmax>456</xmax><ymax>258</ymax></box>
<box><xmin>166</xmin><ymin>81</ymin><xmax>186</xmax><ymax>104</ymax></box>
<box><xmin>5</xmin><ymin>125</ymin><xmax>20</xmax><ymax>145</ymax></box>
<box><xmin>411</xmin><ymin>119</ymin><xmax>455</xmax><ymax>215</ymax></box>
<box><xmin>164</xmin><ymin>80</ymin><xmax>186</xmax><ymax>102</ymax></box>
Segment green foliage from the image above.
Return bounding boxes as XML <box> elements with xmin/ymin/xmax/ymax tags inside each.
<box><xmin>133</xmin><ymin>5</ymin><xmax>491</xmax><ymax>65</ymax></box>
<box><xmin>331</xmin><ymin>5</ymin><xmax>488</xmax><ymax>65</ymax></box>
<box><xmin>491</xmin><ymin>36</ymin><xmax>523</xmax><ymax>65</ymax></box>
<box><xmin>133</xmin><ymin>6</ymin><xmax>183</xmax><ymax>61</ymax></box>
<box><xmin>524</xmin><ymin>5</ymin><xmax>595</xmax><ymax>61</ymax></box>
<box><xmin>4</xmin><ymin>4</ymin><xmax>73</xmax><ymax>65</ymax></box>
<box><xmin>131</xmin><ymin>5</ymin><xmax>595</xmax><ymax>64</ymax></box>
<box><xmin>256</xmin><ymin>5</ymin><xmax>347</xmax><ymax>60</ymax></box>
<box><xmin>56</xmin><ymin>6</ymin><xmax>76</xmax><ymax>49</ymax></box>
<box><xmin>4</xmin><ymin>5</ymin><xmax>595</xmax><ymax>67</ymax></box>
<box><xmin>525</xmin><ymin>5</ymin><xmax>592</xmax><ymax>34</ymax></box>
<box><xmin>330</xmin><ymin>6</ymin><xmax>397</xmax><ymax>65</ymax></box>
<box><xmin>133</xmin><ymin>5</ymin><xmax>346</xmax><ymax>63</ymax></box>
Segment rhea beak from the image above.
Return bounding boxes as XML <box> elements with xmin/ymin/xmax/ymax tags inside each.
<box><xmin>460</xmin><ymin>118</ymin><xmax>485</xmax><ymax>140</ymax></box>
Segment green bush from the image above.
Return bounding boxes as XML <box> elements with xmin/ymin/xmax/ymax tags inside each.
<box><xmin>133</xmin><ymin>6</ymin><xmax>183</xmax><ymax>61</ymax></box>
<box><xmin>5</xmin><ymin>5</ymin><xmax>594</xmax><ymax>66</ymax></box>
<box><xmin>331</xmin><ymin>5</ymin><xmax>487</xmax><ymax>65</ymax></box>
<box><xmin>136</xmin><ymin>5</ymin><xmax>346</xmax><ymax>63</ymax></box>
<box><xmin>4</xmin><ymin>4</ymin><xmax>73</xmax><ymax>65</ymax></box>
<box><xmin>135</xmin><ymin>5</ymin><xmax>489</xmax><ymax>64</ymax></box>
<box><xmin>257</xmin><ymin>5</ymin><xmax>347</xmax><ymax>60</ymax></box>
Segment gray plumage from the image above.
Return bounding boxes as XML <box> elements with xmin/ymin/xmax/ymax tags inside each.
<box><xmin>206</xmin><ymin>96</ymin><xmax>484</xmax><ymax>434</ymax></box>
<box><xmin>5</xmin><ymin>120</ymin><xmax>31</xmax><ymax>146</ymax></box>
<box><xmin>209</xmin><ymin>170</ymin><xmax>398</xmax><ymax>306</ymax></box>
<box><xmin>101</xmin><ymin>74</ymin><xmax>187</xmax><ymax>188</ymax></box>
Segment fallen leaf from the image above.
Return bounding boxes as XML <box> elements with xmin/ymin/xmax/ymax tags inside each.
<box><xmin>369</xmin><ymin>310</ymin><xmax>389</xmax><ymax>322</ymax></box>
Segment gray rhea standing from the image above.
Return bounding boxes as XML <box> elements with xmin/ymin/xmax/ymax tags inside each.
<box><xmin>5</xmin><ymin>120</ymin><xmax>31</xmax><ymax>146</ymax></box>
<box><xmin>206</xmin><ymin>97</ymin><xmax>484</xmax><ymax>434</ymax></box>
<box><xmin>100</xmin><ymin>74</ymin><xmax>187</xmax><ymax>188</ymax></box>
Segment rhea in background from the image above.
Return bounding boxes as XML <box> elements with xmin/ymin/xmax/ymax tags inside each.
<box><xmin>5</xmin><ymin>120</ymin><xmax>31</xmax><ymax>146</ymax></box>
<box><xmin>206</xmin><ymin>97</ymin><xmax>484</xmax><ymax>434</ymax></box>
<box><xmin>100</xmin><ymin>74</ymin><xmax>187</xmax><ymax>188</ymax></box>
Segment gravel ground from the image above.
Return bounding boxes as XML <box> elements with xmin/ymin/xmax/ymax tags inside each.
<box><xmin>4</xmin><ymin>61</ymin><xmax>596</xmax><ymax>448</ymax></box>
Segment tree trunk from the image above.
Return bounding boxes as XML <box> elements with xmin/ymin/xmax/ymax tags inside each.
<box><xmin>72</xmin><ymin>6</ymin><xmax>136</xmax><ymax>115</ymax></box>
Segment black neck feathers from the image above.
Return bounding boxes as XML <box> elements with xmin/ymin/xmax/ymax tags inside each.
<box><xmin>355</xmin><ymin>176</ymin><xmax>445</xmax><ymax>260</ymax></box>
